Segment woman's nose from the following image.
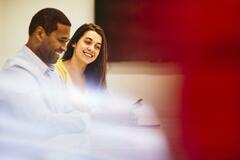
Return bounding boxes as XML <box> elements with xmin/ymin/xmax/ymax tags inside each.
<box><xmin>87</xmin><ymin>45</ymin><xmax>94</xmax><ymax>51</ymax></box>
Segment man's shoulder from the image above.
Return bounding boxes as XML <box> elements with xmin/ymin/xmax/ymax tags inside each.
<box><xmin>0</xmin><ymin>51</ymin><xmax>41</xmax><ymax>92</ymax></box>
<box><xmin>2</xmin><ymin>50</ymin><xmax>40</xmax><ymax>78</ymax></box>
<box><xmin>3</xmin><ymin>51</ymin><xmax>29</xmax><ymax>70</ymax></box>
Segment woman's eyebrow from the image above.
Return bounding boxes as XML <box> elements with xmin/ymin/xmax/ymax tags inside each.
<box><xmin>85</xmin><ymin>37</ymin><xmax>92</xmax><ymax>41</ymax></box>
<box><xmin>85</xmin><ymin>37</ymin><xmax>102</xmax><ymax>45</ymax></box>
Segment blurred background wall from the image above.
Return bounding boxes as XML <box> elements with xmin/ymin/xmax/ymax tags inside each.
<box><xmin>0</xmin><ymin>0</ymin><xmax>3</xmax><ymax>56</ymax></box>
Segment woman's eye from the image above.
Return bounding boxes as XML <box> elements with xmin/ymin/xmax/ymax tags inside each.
<box><xmin>95</xmin><ymin>45</ymin><xmax>101</xmax><ymax>50</ymax></box>
<box><xmin>84</xmin><ymin>40</ymin><xmax>91</xmax><ymax>44</ymax></box>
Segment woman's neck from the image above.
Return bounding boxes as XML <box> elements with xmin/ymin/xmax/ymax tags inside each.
<box><xmin>63</xmin><ymin>57</ymin><xmax>87</xmax><ymax>90</ymax></box>
<box><xmin>65</xmin><ymin>57</ymin><xmax>86</xmax><ymax>75</ymax></box>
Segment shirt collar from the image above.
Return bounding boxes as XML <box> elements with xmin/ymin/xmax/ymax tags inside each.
<box><xmin>23</xmin><ymin>45</ymin><xmax>55</xmax><ymax>75</ymax></box>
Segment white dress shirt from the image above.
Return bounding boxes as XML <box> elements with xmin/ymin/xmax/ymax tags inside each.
<box><xmin>0</xmin><ymin>45</ymin><xmax>86</xmax><ymax>134</ymax></box>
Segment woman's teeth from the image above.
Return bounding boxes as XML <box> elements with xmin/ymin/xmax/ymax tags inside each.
<box><xmin>84</xmin><ymin>52</ymin><xmax>94</xmax><ymax>58</ymax></box>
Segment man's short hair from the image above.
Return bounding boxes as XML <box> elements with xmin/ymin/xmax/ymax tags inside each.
<box><xmin>28</xmin><ymin>8</ymin><xmax>71</xmax><ymax>36</ymax></box>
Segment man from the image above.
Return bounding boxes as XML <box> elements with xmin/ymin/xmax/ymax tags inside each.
<box><xmin>0</xmin><ymin>8</ymin><xmax>85</xmax><ymax>134</ymax></box>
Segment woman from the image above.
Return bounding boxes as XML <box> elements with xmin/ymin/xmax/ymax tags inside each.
<box><xmin>56</xmin><ymin>23</ymin><xmax>108</xmax><ymax>92</ymax></box>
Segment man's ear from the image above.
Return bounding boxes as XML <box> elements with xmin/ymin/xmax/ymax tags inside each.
<box><xmin>35</xmin><ymin>26</ymin><xmax>47</xmax><ymax>41</ymax></box>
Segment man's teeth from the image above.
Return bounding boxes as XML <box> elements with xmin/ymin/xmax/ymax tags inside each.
<box><xmin>56</xmin><ymin>51</ymin><xmax>62</xmax><ymax>55</ymax></box>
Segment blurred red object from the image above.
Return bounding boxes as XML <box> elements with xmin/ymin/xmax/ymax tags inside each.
<box><xmin>164</xmin><ymin>0</ymin><xmax>240</xmax><ymax>159</ymax></box>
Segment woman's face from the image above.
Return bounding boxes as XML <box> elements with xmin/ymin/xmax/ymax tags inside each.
<box><xmin>73</xmin><ymin>30</ymin><xmax>102</xmax><ymax>65</ymax></box>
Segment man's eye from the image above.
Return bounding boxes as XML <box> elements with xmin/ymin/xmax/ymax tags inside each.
<box><xmin>59</xmin><ymin>39</ymin><xmax>69</xmax><ymax>44</ymax></box>
<box><xmin>58</xmin><ymin>39</ymin><xmax>65</xmax><ymax>43</ymax></box>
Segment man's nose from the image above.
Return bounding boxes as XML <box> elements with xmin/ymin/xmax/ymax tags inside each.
<box><xmin>60</xmin><ymin>44</ymin><xmax>67</xmax><ymax>52</ymax></box>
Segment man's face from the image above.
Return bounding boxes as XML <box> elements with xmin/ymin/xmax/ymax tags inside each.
<box><xmin>39</xmin><ymin>23</ymin><xmax>70</xmax><ymax>64</ymax></box>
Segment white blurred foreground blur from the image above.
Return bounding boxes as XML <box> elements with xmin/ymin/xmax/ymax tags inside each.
<box><xmin>0</xmin><ymin>71</ymin><xmax>171</xmax><ymax>160</ymax></box>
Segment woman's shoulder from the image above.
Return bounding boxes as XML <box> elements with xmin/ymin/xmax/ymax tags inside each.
<box><xmin>55</xmin><ymin>59</ymin><xmax>68</xmax><ymax>82</ymax></box>
<box><xmin>56</xmin><ymin>59</ymin><xmax>64</xmax><ymax>68</ymax></box>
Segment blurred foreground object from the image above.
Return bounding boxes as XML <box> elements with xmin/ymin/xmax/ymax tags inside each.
<box><xmin>157</xmin><ymin>0</ymin><xmax>240</xmax><ymax>159</ymax></box>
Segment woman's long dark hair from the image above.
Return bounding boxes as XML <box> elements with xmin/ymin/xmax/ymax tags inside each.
<box><xmin>62</xmin><ymin>23</ymin><xmax>108</xmax><ymax>90</ymax></box>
